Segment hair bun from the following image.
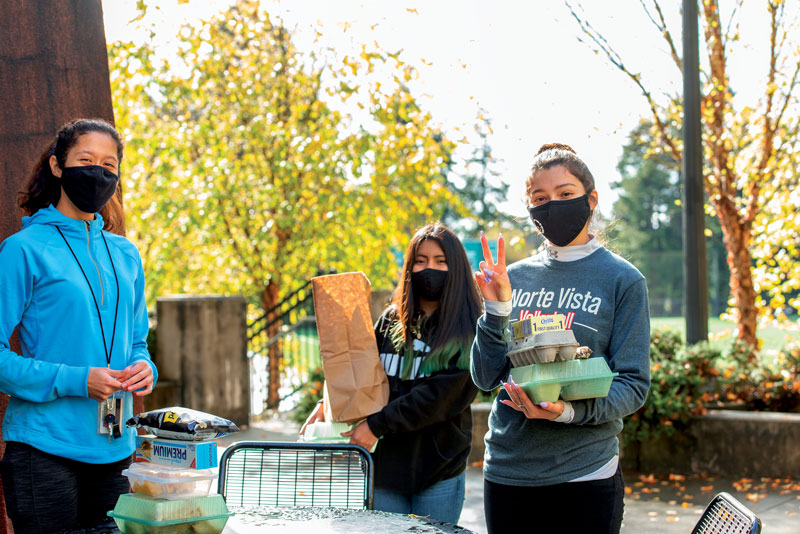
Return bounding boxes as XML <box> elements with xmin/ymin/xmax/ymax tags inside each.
<box><xmin>536</xmin><ymin>143</ymin><xmax>576</xmax><ymax>155</ymax></box>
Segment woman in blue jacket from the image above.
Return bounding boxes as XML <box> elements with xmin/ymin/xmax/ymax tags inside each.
<box><xmin>0</xmin><ymin>119</ymin><xmax>158</xmax><ymax>533</ymax></box>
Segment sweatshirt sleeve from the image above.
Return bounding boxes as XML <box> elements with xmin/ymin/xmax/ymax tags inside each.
<box><xmin>128</xmin><ymin>252</ymin><xmax>158</xmax><ymax>385</ymax></box>
<box><xmin>470</xmin><ymin>312</ymin><xmax>512</xmax><ymax>391</ymax></box>
<box><xmin>366</xmin><ymin>364</ymin><xmax>478</xmax><ymax>438</ymax></box>
<box><xmin>0</xmin><ymin>238</ymin><xmax>89</xmax><ymax>401</ymax></box>
<box><xmin>570</xmin><ymin>278</ymin><xmax>651</xmax><ymax>426</ymax></box>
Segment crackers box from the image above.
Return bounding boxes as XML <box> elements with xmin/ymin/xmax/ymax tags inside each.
<box><xmin>135</xmin><ymin>434</ymin><xmax>218</xmax><ymax>469</ymax></box>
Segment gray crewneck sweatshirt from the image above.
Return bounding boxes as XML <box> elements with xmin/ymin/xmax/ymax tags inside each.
<box><xmin>470</xmin><ymin>246</ymin><xmax>651</xmax><ymax>486</ymax></box>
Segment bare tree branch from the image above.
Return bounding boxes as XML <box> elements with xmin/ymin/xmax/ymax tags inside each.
<box><xmin>700</xmin><ymin>0</ymin><xmax>739</xmax><ymax>222</ymax></box>
<box><xmin>773</xmin><ymin>1</ymin><xmax>789</xmax><ymax>66</ymax></box>
<box><xmin>640</xmin><ymin>0</ymin><xmax>683</xmax><ymax>72</ymax></box>
<box><xmin>723</xmin><ymin>0</ymin><xmax>744</xmax><ymax>48</ymax></box>
<box><xmin>746</xmin><ymin>1</ymin><xmax>786</xmax><ymax>226</ymax></box>
<box><xmin>564</xmin><ymin>1</ymin><xmax>682</xmax><ymax>163</ymax></box>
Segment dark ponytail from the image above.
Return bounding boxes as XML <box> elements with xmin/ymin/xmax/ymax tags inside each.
<box><xmin>18</xmin><ymin>118</ymin><xmax>127</xmax><ymax>235</ymax></box>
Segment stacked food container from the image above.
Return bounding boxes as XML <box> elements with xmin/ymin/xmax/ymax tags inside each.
<box><xmin>300</xmin><ymin>421</ymin><xmax>379</xmax><ymax>452</ymax></box>
<box><xmin>108</xmin><ymin>407</ymin><xmax>237</xmax><ymax>534</ymax></box>
<box><xmin>507</xmin><ymin>315</ymin><xmax>617</xmax><ymax>403</ymax></box>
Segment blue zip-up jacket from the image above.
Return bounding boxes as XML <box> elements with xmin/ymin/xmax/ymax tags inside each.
<box><xmin>0</xmin><ymin>205</ymin><xmax>157</xmax><ymax>463</ymax></box>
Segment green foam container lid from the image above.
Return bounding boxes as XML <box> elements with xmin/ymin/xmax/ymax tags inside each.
<box><xmin>508</xmin><ymin>358</ymin><xmax>619</xmax><ymax>403</ymax></box>
<box><xmin>108</xmin><ymin>494</ymin><xmax>233</xmax><ymax>533</ymax></box>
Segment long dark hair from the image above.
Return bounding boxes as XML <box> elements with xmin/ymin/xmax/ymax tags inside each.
<box><xmin>19</xmin><ymin>118</ymin><xmax>127</xmax><ymax>235</ymax></box>
<box><xmin>390</xmin><ymin>223</ymin><xmax>483</xmax><ymax>376</ymax></box>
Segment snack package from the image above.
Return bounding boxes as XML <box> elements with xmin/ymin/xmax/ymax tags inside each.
<box><xmin>511</xmin><ymin>313</ymin><xmax>567</xmax><ymax>339</ymax></box>
<box><xmin>127</xmin><ymin>407</ymin><xmax>239</xmax><ymax>441</ymax></box>
<box><xmin>135</xmin><ymin>434</ymin><xmax>218</xmax><ymax>469</ymax></box>
<box><xmin>312</xmin><ymin>272</ymin><xmax>389</xmax><ymax>424</ymax></box>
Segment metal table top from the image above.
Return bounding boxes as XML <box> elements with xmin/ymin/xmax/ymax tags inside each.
<box><xmin>226</xmin><ymin>507</ymin><xmax>475</xmax><ymax>533</ymax></box>
<box><xmin>69</xmin><ymin>507</ymin><xmax>475</xmax><ymax>534</ymax></box>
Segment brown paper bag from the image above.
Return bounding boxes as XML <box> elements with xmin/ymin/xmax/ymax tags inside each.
<box><xmin>312</xmin><ymin>272</ymin><xmax>389</xmax><ymax>424</ymax></box>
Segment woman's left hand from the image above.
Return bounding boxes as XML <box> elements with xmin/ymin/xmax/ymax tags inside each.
<box><xmin>341</xmin><ymin>421</ymin><xmax>378</xmax><ymax>451</ymax></box>
<box><xmin>501</xmin><ymin>376</ymin><xmax>564</xmax><ymax>420</ymax></box>
<box><xmin>118</xmin><ymin>360</ymin><xmax>155</xmax><ymax>396</ymax></box>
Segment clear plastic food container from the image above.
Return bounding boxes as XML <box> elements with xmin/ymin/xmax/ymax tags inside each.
<box><xmin>108</xmin><ymin>493</ymin><xmax>233</xmax><ymax>534</ymax></box>
<box><xmin>299</xmin><ymin>422</ymin><xmax>379</xmax><ymax>453</ymax></box>
<box><xmin>508</xmin><ymin>358</ymin><xmax>619</xmax><ymax>403</ymax></box>
<box><xmin>122</xmin><ymin>463</ymin><xmax>218</xmax><ymax>500</ymax></box>
<box><xmin>299</xmin><ymin>422</ymin><xmax>352</xmax><ymax>444</ymax></box>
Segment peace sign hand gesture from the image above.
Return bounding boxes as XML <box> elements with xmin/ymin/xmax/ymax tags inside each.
<box><xmin>475</xmin><ymin>232</ymin><xmax>512</xmax><ymax>302</ymax></box>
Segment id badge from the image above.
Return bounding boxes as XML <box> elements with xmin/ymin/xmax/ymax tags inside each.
<box><xmin>97</xmin><ymin>391</ymin><xmax>125</xmax><ymax>438</ymax></box>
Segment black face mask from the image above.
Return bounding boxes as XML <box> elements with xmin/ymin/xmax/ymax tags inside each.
<box><xmin>527</xmin><ymin>195</ymin><xmax>592</xmax><ymax>247</ymax></box>
<box><xmin>60</xmin><ymin>165</ymin><xmax>119</xmax><ymax>214</ymax></box>
<box><xmin>411</xmin><ymin>268</ymin><xmax>448</xmax><ymax>301</ymax></box>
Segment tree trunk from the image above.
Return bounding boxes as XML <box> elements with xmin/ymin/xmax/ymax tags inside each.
<box><xmin>261</xmin><ymin>282</ymin><xmax>282</xmax><ymax>408</ymax></box>
<box><xmin>717</xmin><ymin>206</ymin><xmax>759</xmax><ymax>352</ymax></box>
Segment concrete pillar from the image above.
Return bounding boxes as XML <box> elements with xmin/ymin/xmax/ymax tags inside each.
<box><xmin>156</xmin><ymin>296</ymin><xmax>249</xmax><ymax>427</ymax></box>
<box><xmin>1</xmin><ymin>3</ymin><xmax>114</xmax><ymax>531</ymax></box>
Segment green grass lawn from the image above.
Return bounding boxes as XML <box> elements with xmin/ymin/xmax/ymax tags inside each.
<box><xmin>651</xmin><ymin>316</ymin><xmax>800</xmax><ymax>352</ymax></box>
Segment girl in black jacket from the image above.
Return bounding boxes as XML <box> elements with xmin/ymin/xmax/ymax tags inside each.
<box><xmin>304</xmin><ymin>223</ymin><xmax>482</xmax><ymax>523</ymax></box>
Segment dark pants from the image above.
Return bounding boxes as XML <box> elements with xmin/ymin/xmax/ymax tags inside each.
<box><xmin>484</xmin><ymin>467</ymin><xmax>625</xmax><ymax>534</ymax></box>
<box><xmin>0</xmin><ymin>441</ymin><xmax>131</xmax><ymax>534</ymax></box>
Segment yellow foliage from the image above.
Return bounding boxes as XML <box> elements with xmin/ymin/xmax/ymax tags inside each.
<box><xmin>109</xmin><ymin>0</ymin><xmax>466</xmax><ymax>306</ymax></box>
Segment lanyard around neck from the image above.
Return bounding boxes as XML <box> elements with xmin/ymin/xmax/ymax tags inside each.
<box><xmin>56</xmin><ymin>225</ymin><xmax>120</xmax><ymax>368</ymax></box>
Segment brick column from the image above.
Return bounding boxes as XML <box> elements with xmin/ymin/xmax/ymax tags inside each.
<box><xmin>0</xmin><ymin>2</ymin><xmax>116</xmax><ymax>531</ymax></box>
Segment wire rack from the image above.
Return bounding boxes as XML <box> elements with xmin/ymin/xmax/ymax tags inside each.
<box><xmin>692</xmin><ymin>492</ymin><xmax>762</xmax><ymax>534</ymax></box>
<box><xmin>219</xmin><ymin>442</ymin><xmax>373</xmax><ymax>510</ymax></box>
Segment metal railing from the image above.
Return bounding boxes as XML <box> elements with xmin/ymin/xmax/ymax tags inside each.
<box><xmin>247</xmin><ymin>280</ymin><xmax>321</xmax><ymax>416</ymax></box>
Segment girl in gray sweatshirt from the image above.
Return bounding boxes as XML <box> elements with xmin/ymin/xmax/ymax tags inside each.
<box><xmin>470</xmin><ymin>143</ymin><xmax>650</xmax><ymax>534</ymax></box>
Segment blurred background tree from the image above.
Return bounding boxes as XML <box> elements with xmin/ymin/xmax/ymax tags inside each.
<box><xmin>442</xmin><ymin>110</ymin><xmax>523</xmax><ymax>233</ymax></box>
<box><xmin>609</xmin><ymin>123</ymin><xmax>730</xmax><ymax>318</ymax></box>
<box><xmin>109</xmin><ymin>0</ymin><xmax>511</xmax><ymax>404</ymax></box>
<box><xmin>567</xmin><ymin>0</ymin><xmax>800</xmax><ymax>350</ymax></box>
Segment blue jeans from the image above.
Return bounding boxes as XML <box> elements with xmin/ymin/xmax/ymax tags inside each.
<box><xmin>373</xmin><ymin>471</ymin><xmax>466</xmax><ymax>524</ymax></box>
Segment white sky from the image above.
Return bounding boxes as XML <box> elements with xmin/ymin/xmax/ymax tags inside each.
<box><xmin>101</xmin><ymin>1</ymin><xmax>774</xmax><ymax>218</ymax></box>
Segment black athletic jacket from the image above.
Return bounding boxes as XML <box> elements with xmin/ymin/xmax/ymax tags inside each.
<box><xmin>366</xmin><ymin>308</ymin><xmax>478</xmax><ymax>493</ymax></box>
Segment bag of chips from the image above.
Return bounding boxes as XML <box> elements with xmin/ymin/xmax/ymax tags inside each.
<box><xmin>127</xmin><ymin>406</ymin><xmax>239</xmax><ymax>441</ymax></box>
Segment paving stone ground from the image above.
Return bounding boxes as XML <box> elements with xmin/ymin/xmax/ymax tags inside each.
<box><xmin>222</xmin><ymin>419</ymin><xmax>800</xmax><ymax>533</ymax></box>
